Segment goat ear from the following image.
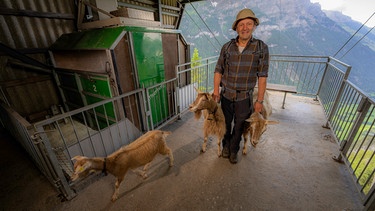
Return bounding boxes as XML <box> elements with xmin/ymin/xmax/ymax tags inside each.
<box><xmin>194</xmin><ymin>86</ymin><xmax>202</xmax><ymax>93</ymax></box>
<box><xmin>204</xmin><ymin>93</ymin><xmax>212</xmax><ymax>99</ymax></box>
<box><xmin>266</xmin><ymin>120</ymin><xmax>279</xmax><ymax>125</ymax></box>
<box><xmin>246</xmin><ymin>112</ymin><xmax>259</xmax><ymax>122</ymax></box>
<box><xmin>72</xmin><ymin>155</ymin><xmax>84</xmax><ymax>161</ymax></box>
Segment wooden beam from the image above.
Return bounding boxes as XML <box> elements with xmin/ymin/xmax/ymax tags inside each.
<box><xmin>0</xmin><ymin>8</ymin><xmax>75</xmax><ymax>20</ymax></box>
<box><xmin>77</xmin><ymin>0</ymin><xmax>85</xmax><ymax>29</ymax></box>
<box><xmin>0</xmin><ymin>43</ymin><xmax>50</xmax><ymax>69</ymax></box>
<box><xmin>0</xmin><ymin>75</ymin><xmax>52</xmax><ymax>87</ymax></box>
<box><xmin>82</xmin><ymin>1</ymin><xmax>116</xmax><ymax>18</ymax></box>
<box><xmin>7</xmin><ymin>59</ymin><xmax>52</xmax><ymax>74</ymax></box>
<box><xmin>0</xmin><ymin>48</ymin><xmax>48</xmax><ymax>56</ymax></box>
<box><xmin>117</xmin><ymin>2</ymin><xmax>157</xmax><ymax>12</ymax></box>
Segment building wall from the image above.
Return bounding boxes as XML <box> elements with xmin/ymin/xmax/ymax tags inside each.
<box><xmin>0</xmin><ymin>0</ymin><xmax>76</xmax><ymax>122</ymax></box>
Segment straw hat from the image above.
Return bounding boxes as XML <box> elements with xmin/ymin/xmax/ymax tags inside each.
<box><xmin>232</xmin><ymin>8</ymin><xmax>259</xmax><ymax>30</ymax></box>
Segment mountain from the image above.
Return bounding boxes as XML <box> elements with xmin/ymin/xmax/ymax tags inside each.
<box><xmin>179</xmin><ymin>0</ymin><xmax>375</xmax><ymax>97</ymax></box>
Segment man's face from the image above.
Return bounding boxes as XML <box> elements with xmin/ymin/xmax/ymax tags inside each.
<box><xmin>236</xmin><ymin>18</ymin><xmax>256</xmax><ymax>40</ymax></box>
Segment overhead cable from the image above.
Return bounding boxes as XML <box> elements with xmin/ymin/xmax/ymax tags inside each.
<box><xmin>333</xmin><ymin>11</ymin><xmax>375</xmax><ymax>57</ymax></box>
<box><xmin>183</xmin><ymin>8</ymin><xmax>220</xmax><ymax>52</ymax></box>
<box><xmin>187</xmin><ymin>0</ymin><xmax>222</xmax><ymax>50</ymax></box>
<box><xmin>339</xmin><ymin>25</ymin><xmax>374</xmax><ymax>59</ymax></box>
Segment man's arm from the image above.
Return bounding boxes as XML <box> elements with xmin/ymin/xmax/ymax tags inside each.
<box><xmin>213</xmin><ymin>72</ymin><xmax>222</xmax><ymax>102</ymax></box>
<box><xmin>254</xmin><ymin>76</ymin><xmax>267</xmax><ymax>112</ymax></box>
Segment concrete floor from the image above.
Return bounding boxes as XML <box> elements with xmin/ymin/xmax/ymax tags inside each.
<box><xmin>0</xmin><ymin>91</ymin><xmax>364</xmax><ymax>210</ymax></box>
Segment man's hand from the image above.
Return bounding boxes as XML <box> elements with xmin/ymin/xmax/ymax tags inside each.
<box><xmin>254</xmin><ymin>101</ymin><xmax>263</xmax><ymax>112</ymax></box>
<box><xmin>212</xmin><ymin>93</ymin><xmax>220</xmax><ymax>103</ymax></box>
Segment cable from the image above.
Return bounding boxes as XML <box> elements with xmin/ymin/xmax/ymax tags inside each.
<box><xmin>333</xmin><ymin>11</ymin><xmax>375</xmax><ymax>57</ymax></box>
<box><xmin>183</xmin><ymin>8</ymin><xmax>220</xmax><ymax>52</ymax></box>
<box><xmin>339</xmin><ymin>25</ymin><xmax>374</xmax><ymax>59</ymax></box>
<box><xmin>303</xmin><ymin>11</ymin><xmax>375</xmax><ymax>88</ymax></box>
<box><xmin>187</xmin><ymin>0</ymin><xmax>222</xmax><ymax>50</ymax></box>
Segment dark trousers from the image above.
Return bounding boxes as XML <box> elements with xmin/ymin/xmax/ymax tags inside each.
<box><xmin>221</xmin><ymin>96</ymin><xmax>252</xmax><ymax>154</ymax></box>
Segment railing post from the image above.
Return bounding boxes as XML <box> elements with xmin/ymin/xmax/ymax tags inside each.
<box><xmin>364</xmin><ymin>184</ymin><xmax>375</xmax><ymax>211</ymax></box>
<box><xmin>315</xmin><ymin>56</ymin><xmax>330</xmax><ymax>100</ymax></box>
<box><xmin>324</xmin><ymin>63</ymin><xmax>352</xmax><ymax>129</ymax></box>
<box><xmin>144</xmin><ymin>86</ymin><xmax>154</xmax><ymax>130</ymax></box>
<box><xmin>176</xmin><ymin>64</ymin><xmax>181</xmax><ymax>120</ymax></box>
<box><xmin>332</xmin><ymin>97</ymin><xmax>370</xmax><ymax>162</ymax></box>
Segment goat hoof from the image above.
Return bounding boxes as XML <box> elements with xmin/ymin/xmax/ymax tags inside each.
<box><xmin>242</xmin><ymin>150</ymin><xmax>247</xmax><ymax>155</ymax></box>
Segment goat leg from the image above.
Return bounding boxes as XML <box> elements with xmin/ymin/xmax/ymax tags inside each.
<box><xmin>132</xmin><ymin>163</ymin><xmax>151</xmax><ymax>179</ymax></box>
<box><xmin>243</xmin><ymin>136</ymin><xmax>248</xmax><ymax>155</ymax></box>
<box><xmin>140</xmin><ymin>163</ymin><xmax>151</xmax><ymax>179</ymax></box>
<box><xmin>167</xmin><ymin>149</ymin><xmax>174</xmax><ymax>167</ymax></box>
<box><xmin>251</xmin><ymin>140</ymin><xmax>258</xmax><ymax>148</ymax></box>
<box><xmin>202</xmin><ymin>136</ymin><xmax>208</xmax><ymax>153</ymax></box>
<box><xmin>159</xmin><ymin>144</ymin><xmax>174</xmax><ymax>167</ymax></box>
<box><xmin>217</xmin><ymin>136</ymin><xmax>222</xmax><ymax>157</ymax></box>
<box><xmin>111</xmin><ymin>177</ymin><xmax>124</xmax><ymax>202</ymax></box>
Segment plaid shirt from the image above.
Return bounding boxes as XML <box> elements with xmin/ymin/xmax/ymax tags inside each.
<box><xmin>215</xmin><ymin>36</ymin><xmax>269</xmax><ymax>101</ymax></box>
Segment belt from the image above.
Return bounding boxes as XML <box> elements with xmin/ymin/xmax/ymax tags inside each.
<box><xmin>221</xmin><ymin>87</ymin><xmax>253</xmax><ymax>101</ymax></box>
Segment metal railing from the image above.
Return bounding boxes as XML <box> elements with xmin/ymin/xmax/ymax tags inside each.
<box><xmin>176</xmin><ymin>56</ymin><xmax>220</xmax><ymax>114</ymax></box>
<box><xmin>317</xmin><ymin>57</ymin><xmax>375</xmax><ymax>209</ymax></box>
<box><xmin>1</xmin><ymin>55</ymin><xmax>374</xmax><ymax>208</ymax></box>
<box><xmin>13</xmin><ymin>89</ymin><xmax>146</xmax><ymax>200</ymax></box>
<box><xmin>269</xmin><ymin>55</ymin><xmax>328</xmax><ymax>95</ymax></box>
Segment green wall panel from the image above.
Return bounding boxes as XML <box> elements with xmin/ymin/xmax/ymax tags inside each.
<box><xmin>132</xmin><ymin>32</ymin><xmax>168</xmax><ymax>125</ymax></box>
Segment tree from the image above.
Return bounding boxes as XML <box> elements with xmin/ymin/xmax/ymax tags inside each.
<box><xmin>191</xmin><ymin>48</ymin><xmax>206</xmax><ymax>91</ymax></box>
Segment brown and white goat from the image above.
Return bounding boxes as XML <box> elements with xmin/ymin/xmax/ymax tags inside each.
<box><xmin>189</xmin><ymin>88</ymin><xmax>225</xmax><ymax>157</ymax></box>
<box><xmin>242</xmin><ymin>88</ymin><xmax>279</xmax><ymax>154</ymax></box>
<box><xmin>70</xmin><ymin>130</ymin><xmax>174</xmax><ymax>202</ymax></box>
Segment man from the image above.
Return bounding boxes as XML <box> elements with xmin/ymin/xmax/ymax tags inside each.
<box><xmin>213</xmin><ymin>8</ymin><xmax>269</xmax><ymax>164</ymax></box>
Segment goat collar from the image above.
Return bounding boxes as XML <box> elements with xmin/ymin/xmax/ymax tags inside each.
<box><xmin>102</xmin><ymin>157</ymin><xmax>108</xmax><ymax>176</ymax></box>
<box><xmin>207</xmin><ymin>104</ymin><xmax>218</xmax><ymax>120</ymax></box>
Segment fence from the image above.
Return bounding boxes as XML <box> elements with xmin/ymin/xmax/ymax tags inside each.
<box><xmin>1</xmin><ymin>55</ymin><xmax>375</xmax><ymax>208</ymax></box>
<box><xmin>268</xmin><ymin>55</ymin><xmax>328</xmax><ymax>95</ymax></box>
<box><xmin>317</xmin><ymin>57</ymin><xmax>375</xmax><ymax>209</ymax></box>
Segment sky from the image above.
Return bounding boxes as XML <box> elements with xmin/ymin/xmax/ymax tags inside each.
<box><xmin>310</xmin><ymin>0</ymin><xmax>375</xmax><ymax>27</ymax></box>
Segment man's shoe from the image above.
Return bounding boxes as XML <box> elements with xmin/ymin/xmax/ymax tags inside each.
<box><xmin>222</xmin><ymin>147</ymin><xmax>230</xmax><ymax>158</ymax></box>
<box><xmin>229</xmin><ymin>153</ymin><xmax>238</xmax><ymax>164</ymax></box>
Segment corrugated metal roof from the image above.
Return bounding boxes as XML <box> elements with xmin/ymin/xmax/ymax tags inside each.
<box><xmin>0</xmin><ymin>0</ymin><xmax>76</xmax><ymax>49</ymax></box>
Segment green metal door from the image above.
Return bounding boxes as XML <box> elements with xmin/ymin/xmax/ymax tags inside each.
<box><xmin>80</xmin><ymin>74</ymin><xmax>115</xmax><ymax>129</ymax></box>
<box><xmin>132</xmin><ymin>32</ymin><xmax>168</xmax><ymax>126</ymax></box>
